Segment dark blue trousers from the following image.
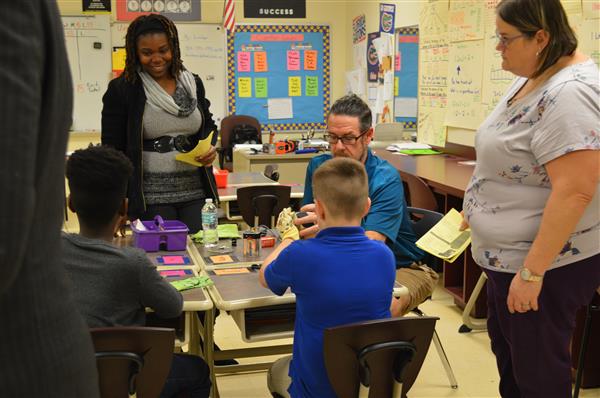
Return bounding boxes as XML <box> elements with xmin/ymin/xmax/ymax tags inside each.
<box><xmin>160</xmin><ymin>353</ymin><xmax>211</xmax><ymax>398</ymax></box>
<box><xmin>484</xmin><ymin>254</ymin><xmax>600</xmax><ymax>398</ymax></box>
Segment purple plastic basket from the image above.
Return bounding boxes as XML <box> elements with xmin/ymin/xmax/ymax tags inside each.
<box><xmin>131</xmin><ymin>215</ymin><xmax>189</xmax><ymax>252</ymax></box>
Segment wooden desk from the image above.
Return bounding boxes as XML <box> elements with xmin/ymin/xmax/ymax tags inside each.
<box><xmin>371</xmin><ymin>150</ymin><xmax>487</xmax><ymax>317</ymax></box>
<box><xmin>232</xmin><ymin>150</ymin><xmax>321</xmax><ymax>184</ymax></box>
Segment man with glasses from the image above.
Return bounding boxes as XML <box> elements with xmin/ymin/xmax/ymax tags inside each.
<box><xmin>297</xmin><ymin>94</ymin><xmax>438</xmax><ymax>316</ymax></box>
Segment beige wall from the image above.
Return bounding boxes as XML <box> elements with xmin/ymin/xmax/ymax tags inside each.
<box><xmin>57</xmin><ymin>0</ymin><xmax>347</xmax><ymax>104</ymax></box>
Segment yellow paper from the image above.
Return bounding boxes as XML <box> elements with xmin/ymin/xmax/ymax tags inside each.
<box><xmin>238</xmin><ymin>77</ymin><xmax>252</xmax><ymax>98</ymax></box>
<box><xmin>415</xmin><ymin>208</ymin><xmax>471</xmax><ymax>263</ymax></box>
<box><xmin>289</xmin><ymin>76</ymin><xmax>301</xmax><ymax>96</ymax></box>
<box><xmin>112</xmin><ymin>47</ymin><xmax>126</xmax><ymax>71</ymax></box>
<box><xmin>175</xmin><ymin>132</ymin><xmax>214</xmax><ymax>167</ymax></box>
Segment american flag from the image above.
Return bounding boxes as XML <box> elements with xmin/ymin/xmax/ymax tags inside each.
<box><xmin>223</xmin><ymin>0</ymin><xmax>235</xmax><ymax>32</ymax></box>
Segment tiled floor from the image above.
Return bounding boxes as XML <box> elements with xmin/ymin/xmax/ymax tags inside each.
<box><xmin>212</xmin><ymin>283</ymin><xmax>600</xmax><ymax>398</ymax></box>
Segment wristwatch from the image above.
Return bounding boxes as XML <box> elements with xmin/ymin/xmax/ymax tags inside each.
<box><xmin>519</xmin><ymin>267</ymin><xmax>544</xmax><ymax>282</ymax></box>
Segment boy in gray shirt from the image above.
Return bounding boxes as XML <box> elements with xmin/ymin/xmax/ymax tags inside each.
<box><xmin>63</xmin><ymin>145</ymin><xmax>210</xmax><ymax>398</ymax></box>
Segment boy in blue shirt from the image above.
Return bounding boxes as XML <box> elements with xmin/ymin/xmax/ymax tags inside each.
<box><xmin>260</xmin><ymin>157</ymin><xmax>396</xmax><ymax>398</ymax></box>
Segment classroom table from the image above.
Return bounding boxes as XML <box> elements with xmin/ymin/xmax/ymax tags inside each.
<box><xmin>113</xmin><ymin>235</ymin><xmax>215</xmax><ymax>367</ymax></box>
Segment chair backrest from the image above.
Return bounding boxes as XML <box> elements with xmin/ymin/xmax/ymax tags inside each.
<box><xmin>406</xmin><ymin>207</ymin><xmax>444</xmax><ymax>272</ymax></box>
<box><xmin>236</xmin><ymin>185</ymin><xmax>291</xmax><ymax>228</ymax></box>
<box><xmin>219</xmin><ymin>115</ymin><xmax>262</xmax><ymax>171</ymax></box>
<box><xmin>90</xmin><ymin>326</ymin><xmax>175</xmax><ymax>398</ymax></box>
<box><xmin>324</xmin><ymin>316</ymin><xmax>438</xmax><ymax>398</ymax></box>
<box><xmin>401</xmin><ymin>172</ymin><xmax>438</xmax><ymax>212</ymax></box>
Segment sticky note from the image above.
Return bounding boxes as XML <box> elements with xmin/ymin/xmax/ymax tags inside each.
<box><xmin>112</xmin><ymin>47</ymin><xmax>126</xmax><ymax>71</ymax></box>
<box><xmin>255</xmin><ymin>78</ymin><xmax>268</xmax><ymax>98</ymax></box>
<box><xmin>238</xmin><ymin>77</ymin><xmax>252</xmax><ymax>97</ymax></box>
<box><xmin>161</xmin><ymin>255</ymin><xmax>187</xmax><ymax>265</ymax></box>
<box><xmin>237</xmin><ymin>51</ymin><xmax>251</xmax><ymax>72</ymax></box>
<box><xmin>160</xmin><ymin>269</ymin><xmax>192</xmax><ymax>277</ymax></box>
<box><xmin>254</xmin><ymin>51</ymin><xmax>268</xmax><ymax>72</ymax></box>
<box><xmin>395</xmin><ymin>52</ymin><xmax>401</xmax><ymax>71</ymax></box>
<box><xmin>304</xmin><ymin>50</ymin><xmax>317</xmax><ymax>70</ymax></box>
<box><xmin>287</xmin><ymin>50</ymin><xmax>300</xmax><ymax>70</ymax></box>
<box><xmin>289</xmin><ymin>76</ymin><xmax>301</xmax><ymax>97</ymax></box>
<box><xmin>394</xmin><ymin>76</ymin><xmax>399</xmax><ymax>97</ymax></box>
<box><xmin>306</xmin><ymin>76</ymin><xmax>318</xmax><ymax>96</ymax></box>
<box><xmin>210</xmin><ymin>255</ymin><xmax>234</xmax><ymax>264</ymax></box>
<box><xmin>213</xmin><ymin>267</ymin><xmax>250</xmax><ymax>275</ymax></box>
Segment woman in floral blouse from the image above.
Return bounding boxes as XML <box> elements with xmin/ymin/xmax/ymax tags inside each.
<box><xmin>462</xmin><ymin>0</ymin><xmax>600</xmax><ymax>396</ymax></box>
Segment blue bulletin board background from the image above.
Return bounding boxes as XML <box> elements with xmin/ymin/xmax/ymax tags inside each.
<box><xmin>227</xmin><ymin>25</ymin><xmax>330</xmax><ymax>131</ymax></box>
<box><xmin>394</xmin><ymin>26</ymin><xmax>419</xmax><ymax>129</ymax></box>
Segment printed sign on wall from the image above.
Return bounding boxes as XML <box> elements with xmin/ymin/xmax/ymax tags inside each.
<box><xmin>244</xmin><ymin>0</ymin><xmax>306</xmax><ymax>18</ymax></box>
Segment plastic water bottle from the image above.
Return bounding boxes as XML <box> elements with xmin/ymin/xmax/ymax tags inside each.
<box><xmin>201</xmin><ymin>199</ymin><xmax>218</xmax><ymax>249</ymax></box>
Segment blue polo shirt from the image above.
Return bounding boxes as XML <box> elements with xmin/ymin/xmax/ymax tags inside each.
<box><xmin>303</xmin><ymin>150</ymin><xmax>424</xmax><ymax>267</ymax></box>
<box><xmin>265</xmin><ymin>226</ymin><xmax>395</xmax><ymax>398</ymax></box>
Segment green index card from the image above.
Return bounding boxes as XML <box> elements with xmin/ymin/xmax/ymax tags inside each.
<box><xmin>255</xmin><ymin>78</ymin><xmax>268</xmax><ymax>98</ymax></box>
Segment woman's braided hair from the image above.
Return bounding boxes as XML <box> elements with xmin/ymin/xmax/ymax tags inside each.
<box><xmin>123</xmin><ymin>14</ymin><xmax>183</xmax><ymax>82</ymax></box>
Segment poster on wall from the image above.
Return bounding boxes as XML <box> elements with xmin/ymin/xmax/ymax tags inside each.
<box><xmin>83</xmin><ymin>0</ymin><xmax>111</xmax><ymax>13</ymax></box>
<box><xmin>116</xmin><ymin>0</ymin><xmax>200</xmax><ymax>21</ymax></box>
<box><xmin>379</xmin><ymin>3</ymin><xmax>396</xmax><ymax>34</ymax></box>
<box><xmin>366</xmin><ymin>32</ymin><xmax>380</xmax><ymax>82</ymax></box>
<box><xmin>244</xmin><ymin>0</ymin><xmax>306</xmax><ymax>18</ymax></box>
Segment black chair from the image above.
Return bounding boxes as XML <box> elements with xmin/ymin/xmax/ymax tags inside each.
<box><xmin>406</xmin><ymin>207</ymin><xmax>458</xmax><ymax>389</ymax></box>
<box><xmin>402</xmin><ymin>172</ymin><xmax>438</xmax><ymax>212</ymax></box>
<box><xmin>323</xmin><ymin>316</ymin><xmax>438</xmax><ymax>398</ymax></box>
<box><xmin>90</xmin><ymin>326</ymin><xmax>175</xmax><ymax>398</ymax></box>
<box><xmin>218</xmin><ymin>115</ymin><xmax>262</xmax><ymax>171</ymax></box>
<box><xmin>237</xmin><ymin>185</ymin><xmax>291</xmax><ymax>228</ymax></box>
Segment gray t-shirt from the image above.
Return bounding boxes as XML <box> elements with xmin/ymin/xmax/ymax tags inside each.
<box><xmin>464</xmin><ymin>59</ymin><xmax>600</xmax><ymax>273</ymax></box>
<box><xmin>61</xmin><ymin>233</ymin><xmax>183</xmax><ymax>327</ymax></box>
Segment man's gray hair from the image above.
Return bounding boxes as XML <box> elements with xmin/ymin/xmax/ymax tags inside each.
<box><xmin>329</xmin><ymin>94</ymin><xmax>372</xmax><ymax>132</ymax></box>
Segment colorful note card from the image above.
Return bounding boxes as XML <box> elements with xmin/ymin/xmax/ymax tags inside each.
<box><xmin>209</xmin><ymin>255</ymin><xmax>234</xmax><ymax>264</ymax></box>
<box><xmin>238</xmin><ymin>77</ymin><xmax>252</xmax><ymax>97</ymax></box>
<box><xmin>287</xmin><ymin>50</ymin><xmax>300</xmax><ymax>70</ymax></box>
<box><xmin>237</xmin><ymin>51</ymin><xmax>251</xmax><ymax>72</ymax></box>
<box><xmin>395</xmin><ymin>52</ymin><xmax>401</xmax><ymax>71</ymax></box>
<box><xmin>157</xmin><ymin>255</ymin><xmax>190</xmax><ymax>265</ymax></box>
<box><xmin>289</xmin><ymin>76</ymin><xmax>301</xmax><ymax>96</ymax></box>
<box><xmin>213</xmin><ymin>267</ymin><xmax>251</xmax><ymax>275</ymax></box>
<box><xmin>306</xmin><ymin>76</ymin><xmax>318</xmax><ymax>96</ymax></box>
<box><xmin>160</xmin><ymin>269</ymin><xmax>193</xmax><ymax>277</ymax></box>
<box><xmin>255</xmin><ymin>78</ymin><xmax>268</xmax><ymax>98</ymax></box>
<box><xmin>254</xmin><ymin>51</ymin><xmax>268</xmax><ymax>72</ymax></box>
<box><xmin>394</xmin><ymin>76</ymin><xmax>399</xmax><ymax>97</ymax></box>
<box><xmin>304</xmin><ymin>50</ymin><xmax>317</xmax><ymax>70</ymax></box>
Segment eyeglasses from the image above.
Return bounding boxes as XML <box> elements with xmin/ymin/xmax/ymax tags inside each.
<box><xmin>495</xmin><ymin>33</ymin><xmax>525</xmax><ymax>47</ymax></box>
<box><xmin>326</xmin><ymin>130</ymin><xmax>369</xmax><ymax>145</ymax></box>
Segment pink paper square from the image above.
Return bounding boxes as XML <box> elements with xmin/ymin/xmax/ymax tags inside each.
<box><xmin>163</xmin><ymin>255</ymin><xmax>185</xmax><ymax>265</ymax></box>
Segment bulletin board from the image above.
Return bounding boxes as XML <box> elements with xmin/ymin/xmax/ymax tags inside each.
<box><xmin>227</xmin><ymin>24</ymin><xmax>330</xmax><ymax>131</ymax></box>
<box><xmin>394</xmin><ymin>25</ymin><xmax>419</xmax><ymax>129</ymax></box>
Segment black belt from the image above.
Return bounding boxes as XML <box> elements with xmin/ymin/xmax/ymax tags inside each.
<box><xmin>143</xmin><ymin>135</ymin><xmax>194</xmax><ymax>153</ymax></box>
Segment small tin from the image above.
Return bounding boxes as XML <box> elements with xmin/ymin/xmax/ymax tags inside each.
<box><xmin>243</xmin><ymin>230</ymin><xmax>262</xmax><ymax>257</ymax></box>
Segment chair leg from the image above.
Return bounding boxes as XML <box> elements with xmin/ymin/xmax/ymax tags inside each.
<box><xmin>431</xmin><ymin>329</ymin><xmax>458</xmax><ymax>389</ymax></box>
<box><xmin>412</xmin><ymin>307</ymin><xmax>458</xmax><ymax>389</ymax></box>
<box><xmin>459</xmin><ymin>272</ymin><xmax>488</xmax><ymax>333</ymax></box>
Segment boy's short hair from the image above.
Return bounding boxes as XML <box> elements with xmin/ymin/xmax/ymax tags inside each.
<box><xmin>312</xmin><ymin>157</ymin><xmax>368</xmax><ymax>219</ymax></box>
<box><xmin>66</xmin><ymin>145</ymin><xmax>133</xmax><ymax>229</ymax></box>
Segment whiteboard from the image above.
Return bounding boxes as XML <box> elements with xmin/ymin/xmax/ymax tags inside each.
<box><xmin>111</xmin><ymin>22</ymin><xmax>227</xmax><ymax>124</ymax></box>
<box><xmin>63</xmin><ymin>15</ymin><xmax>112</xmax><ymax>131</ymax></box>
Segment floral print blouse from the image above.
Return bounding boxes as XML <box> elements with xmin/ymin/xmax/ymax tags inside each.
<box><xmin>464</xmin><ymin>59</ymin><xmax>600</xmax><ymax>273</ymax></box>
